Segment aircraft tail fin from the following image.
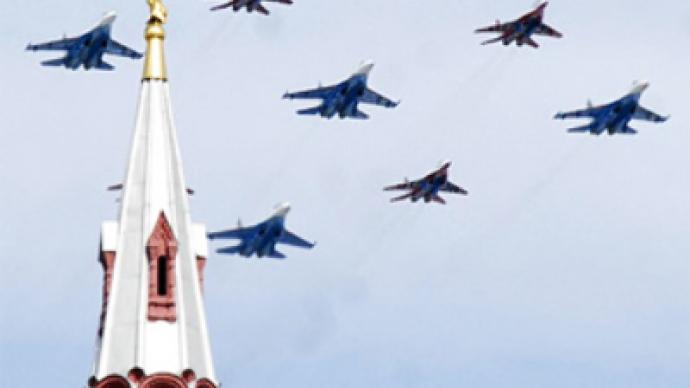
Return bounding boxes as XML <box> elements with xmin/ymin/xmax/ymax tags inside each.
<box><xmin>255</xmin><ymin>4</ymin><xmax>270</xmax><ymax>15</ymax></box>
<box><xmin>95</xmin><ymin>60</ymin><xmax>114</xmax><ymax>71</ymax></box>
<box><xmin>524</xmin><ymin>37</ymin><xmax>539</xmax><ymax>48</ymax></box>
<box><xmin>431</xmin><ymin>194</ymin><xmax>447</xmax><ymax>205</ymax></box>
<box><xmin>351</xmin><ymin>109</ymin><xmax>369</xmax><ymax>120</ymax></box>
<box><xmin>217</xmin><ymin>245</ymin><xmax>243</xmax><ymax>255</ymax></box>
<box><xmin>268</xmin><ymin>250</ymin><xmax>286</xmax><ymax>259</ymax></box>
<box><xmin>297</xmin><ymin>106</ymin><xmax>322</xmax><ymax>116</ymax></box>
<box><xmin>41</xmin><ymin>57</ymin><xmax>65</xmax><ymax>67</ymax></box>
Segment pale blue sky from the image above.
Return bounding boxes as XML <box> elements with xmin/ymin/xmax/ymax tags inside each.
<box><xmin>1</xmin><ymin>1</ymin><xmax>690</xmax><ymax>387</ymax></box>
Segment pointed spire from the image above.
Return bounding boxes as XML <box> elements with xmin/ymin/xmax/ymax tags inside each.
<box><xmin>89</xmin><ymin>2</ymin><xmax>217</xmax><ymax>386</ymax></box>
<box><xmin>143</xmin><ymin>0</ymin><xmax>168</xmax><ymax>81</ymax></box>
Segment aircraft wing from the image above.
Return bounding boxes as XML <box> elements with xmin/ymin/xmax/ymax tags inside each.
<box><xmin>26</xmin><ymin>37</ymin><xmax>79</xmax><ymax>51</ymax></box>
<box><xmin>440</xmin><ymin>182</ymin><xmax>468</xmax><ymax>195</ymax></box>
<box><xmin>384</xmin><ymin>180</ymin><xmax>416</xmax><ymax>191</ymax></box>
<box><xmin>534</xmin><ymin>23</ymin><xmax>563</xmax><ymax>38</ymax></box>
<box><xmin>475</xmin><ymin>21</ymin><xmax>511</xmax><ymax>33</ymax></box>
<box><xmin>106</xmin><ymin>39</ymin><xmax>143</xmax><ymax>59</ymax></box>
<box><xmin>283</xmin><ymin>85</ymin><xmax>337</xmax><ymax>100</ymax></box>
<box><xmin>279</xmin><ymin>230</ymin><xmax>315</xmax><ymax>249</ymax></box>
<box><xmin>360</xmin><ymin>88</ymin><xmax>399</xmax><ymax>108</ymax></box>
<box><xmin>210</xmin><ymin>1</ymin><xmax>235</xmax><ymax>11</ymax></box>
<box><xmin>633</xmin><ymin>106</ymin><xmax>669</xmax><ymax>122</ymax></box>
<box><xmin>208</xmin><ymin>226</ymin><xmax>254</xmax><ymax>240</ymax></box>
<box><xmin>554</xmin><ymin>106</ymin><xmax>603</xmax><ymax>119</ymax></box>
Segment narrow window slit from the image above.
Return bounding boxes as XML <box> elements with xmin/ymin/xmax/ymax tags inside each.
<box><xmin>157</xmin><ymin>256</ymin><xmax>168</xmax><ymax>296</ymax></box>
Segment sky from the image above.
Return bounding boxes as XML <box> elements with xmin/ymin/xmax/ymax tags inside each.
<box><xmin>1</xmin><ymin>0</ymin><xmax>690</xmax><ymax>387</ymax></box>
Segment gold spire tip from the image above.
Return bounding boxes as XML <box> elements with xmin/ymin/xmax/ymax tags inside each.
<box><xmin>143</xmin><ymin>0</ymin><xmax>168</xmax><ymax>81</ymax></box>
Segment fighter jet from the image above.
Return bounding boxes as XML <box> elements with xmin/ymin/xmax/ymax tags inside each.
<box><xmin>475</xmin><ymin>1</ymin><xmax>562</xmax><ymax>48</ymax></box>
<box><xmin>106</xmin><ymin>183</ymin><xmax>195</xmax><ymax>196</ymax></box>
<box><xmin>384</xmin><ymin>161</ymin><xmax>468</xmax><ymax>204</ymax></box>
<box><xmin>210</xmin><ymin>0</ymin><xmax>293</xmax><ymax>15</ymax></box>
<box><xmin>207</xmin><ymin>203</ymin><xmax>315</xmax><ymax>259</ymax></box>
<box><xmin>26</xmin><ymin>11</ymin><xmax>142</xmax><ymax>71</ymax></box>
<box><xmin>554</xmin><ymin>81</ymin><xmax>669</xmax><ymax>135</ymax></box>
<box><xmin>282</xmin><ymin>61</ymin><xmax>399</xmax><ymax>119</ymax></box>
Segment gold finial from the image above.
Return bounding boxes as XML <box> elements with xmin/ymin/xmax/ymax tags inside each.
<box><xmin>143</xmin><ymin>0</ymin><xmax>168</xmax><ymax>81</ymax></box>
<box><xmin>147</xmin><ymin>0</ymin><xmax>168</xmax><ymax>24</ymax></box>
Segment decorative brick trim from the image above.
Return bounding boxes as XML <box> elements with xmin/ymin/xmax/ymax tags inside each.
<box><xmin>128</xmin><ymin>367</ymin><xmax>145</xmax><ymax>383</ymax></box>
<box><xmin>90</xmin><ymin>374</ymin><xmax>130</xmax><ymax>388</ymax></box>
<box><xmin>196</xmin><ymin>255</ymin><xmax>207</xmax><ymax>294</ymax></box>
<box><xmin>88</xmin><ymin>371</ymin><xmax>217</xmax><ymax>388</ymax></box>
<box><xmin>139</xmin><ymin>373</ymin><xmax>187</xmax><ymax>388</ymax></box>
<box><xmin>146</xmin><ymin>211</ymin><xmax>178</xmax><ymax>322</ymax></box>
<box><xmin>181</xmin><ymin>369</ymin><xmax>196</xmax><ymax>383</ymax></box>
<box><xmin>98</xmin><ymin>250</ymin><xmax>117</xmax><ymax>337</ymax></box>
<box><xmin>196</xmin><ymin>378</ymin><xmax>217</xmax><ymax>388</ymax></box>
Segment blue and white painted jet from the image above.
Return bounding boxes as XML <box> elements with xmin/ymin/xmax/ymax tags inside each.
<box><xmin>210</xmin><ymin>0</ymin><xmax>293</xmax><ymax>15</ymax></box>
<box><xmin>26</xmin><ymin>11</ymin><xmax>142</xmax><ymax>71</ymax></box>
<box><xmin>384</xmin><ymin>161</ymin><xmax>468</xmax><ymax>204</ymax></box>
<box><xmin>283</xmin><ymin>61</ymin><xmax>399</xmax><ymax>119</ymax></box>
<box><xmin>554</xmin><ymin>81</ymin><xmax>669</xmax><ymax>135</ymax></box>
<box><xmin>208</xmin><ymin>203</ymin><xmax>315</xmax><ymax>259</ymax></box>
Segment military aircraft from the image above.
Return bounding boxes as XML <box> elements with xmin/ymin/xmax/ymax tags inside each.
<box><xmin>282</xmin><ymin>61</ymin><xmax>399</xmax><ymax>119</ymax></box>
<box><xmin>106</xmin><ymin>183</ymin><xmax>195</xmax><ymax>196</ymax></box>
<box><xmin>210</xmin><ymin>0</ymin><xmax>293</xmax><ymax>15</ymax></box>
<box><xmin>475</xmin><ymin>1</ymin><xmax>562</xmax><ymax>48</ymax></box>
<box><xmin>26</xmin><ymin>11</ymin><xmax>142</xmax><ymax>70</ymax></box>
<box><xmin>384</xmin><ymin>161</ymin><xmax>468</xmax><ymax>204</ymax></box>
<box><xmin>207</xmin><ymin>203</ymin><xmax>315</xmax><ymax>259</ymax></box>
<box><xmin>554</xmin><ymin>81</ymin><xmax>669</xmax><ymax>135</ymax></box>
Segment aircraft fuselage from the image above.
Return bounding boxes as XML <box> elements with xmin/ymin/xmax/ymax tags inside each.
<box><xmin>505</xmin><ymin>15</ymin><xmax>543</xmax><ymax>45</ymax></box>
<box><xmin>411</xmin><ymin>174</ymin><xmax>448</xmax><ymax>202</ymax></box>
<box><xmin>592</xmin><ymin>93</ymin><xmax>642</xmax><ymax>135</ymax></box>
<box><xmin>65</xmin><ymin>25</ymin><xmax>113</xmax><ymax>70</ymax></box>
<box><xmin>236</xmin><ymin>0</ymin><xmax>264</xmax><ymax>12</ymax></box>
<box><xmin>319</xmin><ymin>74</ymin><xmax>368</xmax><ymax>118</ymax></box>
<box><xmin>239</xmin><ymin>215</ymin><xmax>286</xmax><ymax>258</ymax></box>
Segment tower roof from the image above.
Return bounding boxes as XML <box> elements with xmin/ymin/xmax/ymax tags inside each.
<box><xmin>92</xmin><ymin>2</ymin><xmax>217</xmax><ymax>385</ymax></box>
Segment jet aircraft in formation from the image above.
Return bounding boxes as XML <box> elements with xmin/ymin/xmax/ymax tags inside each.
<box><xmin>210</xmin><ymin>0</ymin><xmax>293</xmax><ymax>15</ymax></box>
<box><xmin>554</xmin><ymin>81</ymin><xmax>669</xmax><ymax>135</ymax></box>
<box><xmin>208</xmin><ymin>203</ymin><xmax>315</xmax><ymax>259</ymax></box>
<box><xmin>106</xmin><ymin>183</ymin><xmax>195</xmax><ymax>196</ymax></box>
<box><xmin>26</xmin><ymin>11</ymin><xmax>142</xmax><ymax>70</ymax></box>
<box><xmin>384</xmin><ymin>161</ymin><xmax>468</xmax><ymax>204</ymax></box>
<box><xmin>283</xmin><ymin>61</ymin><xmax>399</xmax><ymax>119</ymax></box>
<box><xmin>28</xmin><ymin>4</ymin><xmax>673</xmax><ymax>263</ymax></box>
<box><xmin>475</xmin><ymin>1</ymin><xmax>562</xmax><ymax>48</ymax></box>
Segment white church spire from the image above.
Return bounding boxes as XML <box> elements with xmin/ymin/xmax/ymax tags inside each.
<box><xmin>89</xmin><ymin>2</ymin><xmax>217</xmax><ymax>387</ymax></box>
